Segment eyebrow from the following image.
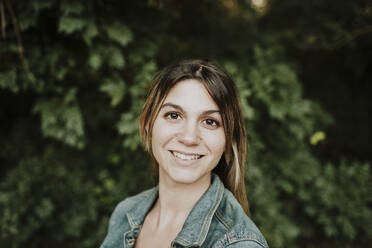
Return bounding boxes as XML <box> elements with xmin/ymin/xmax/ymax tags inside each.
<box><xmin>161</xmin><ymin>102</ymin><xmax>220</xmax><ymax>115</ymax></box>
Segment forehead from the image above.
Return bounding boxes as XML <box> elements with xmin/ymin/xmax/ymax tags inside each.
<box><xmin>163</xmin><ymin>79</ymin><xmax>219</xmax><ymax>111</ymax></box>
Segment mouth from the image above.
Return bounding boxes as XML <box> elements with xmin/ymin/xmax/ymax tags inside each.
<box><xmin>170</xmin><ymin>150</ymin><xmax>204</xmax><ymax>161</ymax></box>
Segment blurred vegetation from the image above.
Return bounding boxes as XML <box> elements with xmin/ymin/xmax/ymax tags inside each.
<box><xmin>0</xmin><ymin>0</ymin><xmax>371</xmax><ymax>247</ymax></box>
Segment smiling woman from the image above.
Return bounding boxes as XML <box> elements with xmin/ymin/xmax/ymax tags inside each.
<box><xmin>100</xmin><ymin>60</ymin><xmax>269</xmax><ymax>248</ymax></box>
<box><xmin>151</xmin><ymin>79</ymin><xmax>226</xmax><ymax>187</ymax></box>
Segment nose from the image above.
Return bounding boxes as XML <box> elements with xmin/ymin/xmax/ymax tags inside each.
<box><xmin>177</xmin><ymin>120</ymin><xmax>201</xmax><ymax>146</ymax></box>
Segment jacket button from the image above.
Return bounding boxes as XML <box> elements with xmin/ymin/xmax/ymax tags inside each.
<box><xmin>128</xmin><ymin>238</ymin><xmax>135</xmax><ymax>246</ymax></box>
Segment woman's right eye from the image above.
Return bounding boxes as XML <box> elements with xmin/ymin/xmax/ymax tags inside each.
<box><xmin>165</xmin><ymin>112</ymin><xmax>181</xmax><ymax>120</ymax></box>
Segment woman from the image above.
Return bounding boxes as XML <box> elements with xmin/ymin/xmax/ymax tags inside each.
<box><xmin>100</xmin><ymin>60</ymin><xmax>268</xmax><ymax>248</ymax></box>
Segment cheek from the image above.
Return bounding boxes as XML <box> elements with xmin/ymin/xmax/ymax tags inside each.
<box><xmin>203</xmin><ymin>129</ymin><xmax>226</xmax><ymax>154</ymax></box>
<box><xmin>151</xmin><ymin>118</ymin><xmax>176</xmax><ymax>148</ymax></box>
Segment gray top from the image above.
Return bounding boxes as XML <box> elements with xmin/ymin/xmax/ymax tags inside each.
<box><xmin>100</xmin><ymin>174</ymin><xmax>269</xmax><ymax>248</ymax></box>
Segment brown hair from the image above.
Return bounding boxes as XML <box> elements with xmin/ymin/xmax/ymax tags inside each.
<box><xmin>139</xmin><ymin>59</ymin><xmax>249</xmax><ymax>215</ymax></box>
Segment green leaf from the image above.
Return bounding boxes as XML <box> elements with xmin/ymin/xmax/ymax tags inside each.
<box><xmin>33</xmin><ymin>96</ymin><xmax>85</xmax><ymax>149</ymax></box>
<box><xmin>108</xmin><ymin>50</ymin><xmax>126</xmax><ymax>69</ymax></box>
<box><xmin>117</xmin><ymin>112</ymin><xmax>137</xmax><ymax>135</ymax></box>
<box><xmin>32</xmin><ymin>2</ymin><xmax>54</xmax><ymax>12</ymax></box>
<box><xmin>58</xmin><ymin>16</ymin><xmax>87</xmax><ymax>34</ymax></box>
<box><xmin>310</xmin><ymin>131</ymin><xmax>326</xmax><ymax>145</ymax></box>
<box><xmin>83</xmin><ymin>23</ymin><xmax>99</xmax><ymax>46</ymax></box>
<box><xmin>35</xmin><ymin>198</ymin><xmax>54</xmax><ymax>220</ymax></box>
<box><xmin>88</xmin><ymin>52</ymin><xmax>103</xmax><ymax>70</ymax></box>
<box><xmin>64</xmin><ymin>88</ymin><xmax>78</xmax><ymax>104</ymax></box>
<box><xmin>0</xmin><ymin>70</ymin><xmax>18</xmax><ymax>93</ymax></box>
<box><xmin>99</xmin><ymin>78</ymin><xmax>126</xmax><ymax>107</ymax></box>
<box><xmin>133</xmin><ymin>61</ymin><xmax>157</xmax><ymax>91</ymax></box>
<box><xmin>106</xmin><ymin>23</ymin><xmax>133</xmax><ymax>47</ymax></box>
<box><xmin>19</xmin><ymin>14</ymin><xmax>38</xmax><ymax>31</ymax></box>
<box><xmin>60</xmin><ymin>2</ymin><xmax>84</xmax><ymax>15</ymax></box>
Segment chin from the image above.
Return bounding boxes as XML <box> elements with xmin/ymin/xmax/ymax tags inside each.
<box><xmin>166</xmin><ymin>167</ymin><xmax>211</xmax><ymax>185</ymax></box>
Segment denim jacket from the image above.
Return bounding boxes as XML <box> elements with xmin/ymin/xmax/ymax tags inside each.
<box><xmin>100</xmin><ymin>174</ymin><xmax>269</xmax><ymax>248</ymax></box>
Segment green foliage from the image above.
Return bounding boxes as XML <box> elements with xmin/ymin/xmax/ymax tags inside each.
<box><xmin>0</xmin><ymin>157</ymin><xmax>99</xmax><ymax>247</ymax></box>
<box><xmin>310</xmin><ymin>160</ymin><xmax>372</xmax><ymax>240</ymax></box>
<box><xmin>105</xmin><ymin>23</ymin><xmax>133</xmax><ymax>47</ymax></box>
<box><xmin>1</xmin><ymin>0</ymin><xmax>371</xmax><ymax>247</ymax></box>
<box><xmin>33</xmin><ymin>89</ymin><xmax>85</xmax><ymax>149</ymax></box>
<box><xmin>100</xmin><ymin>77</ymin><xmax>126</xmax><ymax>107</ymax></box>
<box><xmin>0</xmin><ymin>71</ymin><xmax>18</xmax><ymax>93</ymax></box>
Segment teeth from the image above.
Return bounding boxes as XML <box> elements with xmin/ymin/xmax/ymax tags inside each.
<box><xmin>173</xmin><ymin>151</ymin><xmax>201</xmax><ymax>160</ymax></box>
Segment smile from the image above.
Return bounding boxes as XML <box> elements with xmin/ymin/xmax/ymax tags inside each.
<box><xmin>171</xmin><ymin>151</ymin><xmax>204</xmax><ymax>161</ymax></box>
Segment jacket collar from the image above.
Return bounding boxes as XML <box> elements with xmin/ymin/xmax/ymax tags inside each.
<box><xmin>126</xmin><ymin>186</ymin><xmax>159</xmax><ymax>228</ymax></box>
<box><xmin>126</xmin><ymin>174</ymin><xmax>224</xmax><ymax>247</ymax></box>
<box><xmin>173</xmin><ymin>174</ymin><xmax>224</xmax><ymax>247</ymax></box>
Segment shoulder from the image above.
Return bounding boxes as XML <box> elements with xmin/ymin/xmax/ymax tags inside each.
<box><xmin>210</xmin><ymin>189</ymin><xmax>269</xmax><ymax>248</ymax></box>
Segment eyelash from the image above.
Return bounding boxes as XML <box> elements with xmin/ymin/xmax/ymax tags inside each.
<box><xmin>164</xmin><ymin>112</ymin><xmax>220</xmax><ymax>128</ymax></box>
<box><xmin>164</xmin><ymin>112</ymin><xmax>181</xmax><ymax>120</ymax></box>
<box><xmin>203</xmin><ymin>118</ymin><xmax>220</xmax><ymax>127</ymax></box>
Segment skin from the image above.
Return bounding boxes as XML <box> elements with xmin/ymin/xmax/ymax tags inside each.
<box><xmin>135</xmin><ymin>79</ymin><xmax>226</xmax><ymax>248</ymax></box>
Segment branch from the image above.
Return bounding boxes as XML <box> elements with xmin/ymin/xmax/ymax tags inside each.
<box><xmin>327</xmin><ymin>25</ymin><xmax>372</xmax><ymax>50</ymax></box>
<box><xmin>5</xmin><ymin>0</ymin><xmax>23</xmax><ymax>61</ymax></box>
<box><xmin>0</xmin><ymin>0</ymin><xmax>5</xmax><ymax>39</ymax></box>
<box><xmin>5</xmin><ymin>0</ymin><xmax>36</xmax><ymax>84</ymax></box>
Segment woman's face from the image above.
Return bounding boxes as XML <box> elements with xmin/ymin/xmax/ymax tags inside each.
<box><xmin>151</xmin><ymin>79</ymin><xmax>226</xmax><ymax>186</ymax></box>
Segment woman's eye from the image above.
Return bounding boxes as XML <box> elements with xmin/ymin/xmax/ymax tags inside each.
<box><xmin>165</xmin><ymin>112</ymin><xmax>181</xmax><ymax>120</ymax></box>
<box><xmin>203</xmin><ymin>119</ymin><xmax>220</xmax><ymax>128</ymax></box>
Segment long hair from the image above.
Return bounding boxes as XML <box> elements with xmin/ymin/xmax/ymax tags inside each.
<box><xmin>139</xmin><ymin>59</ymin><xmax>249</xmax><ymax>215</ymax></box>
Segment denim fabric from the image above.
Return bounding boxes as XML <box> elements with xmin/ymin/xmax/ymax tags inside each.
<box><xmin>100</xmin><ymin>174</ymin><xmax>269</xmax><ymax>248</ymax></box>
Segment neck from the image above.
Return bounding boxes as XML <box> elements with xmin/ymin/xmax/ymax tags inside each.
<box><xmin>153</xmin><ymin>173</ymin><xmax>211</xmax><ymax>229</ymax></box>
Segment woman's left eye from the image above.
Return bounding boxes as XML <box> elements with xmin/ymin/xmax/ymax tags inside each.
<box><xmin>203</xmin><ymin>119</ymin><xmax>220</xmax><ymax>128</ymax></box>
